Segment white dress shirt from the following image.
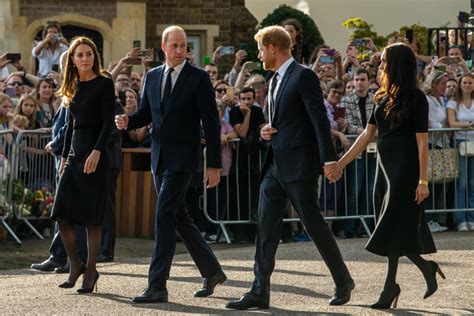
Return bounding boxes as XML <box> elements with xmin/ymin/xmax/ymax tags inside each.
<box><xmin>161</xmin><ymin>60</ymin><xmax>186</xmax><ymax>99</ymax></box>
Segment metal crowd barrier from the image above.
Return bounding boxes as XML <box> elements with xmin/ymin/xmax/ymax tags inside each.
<box><xmin>426</xmin><ymin>128</ymin><xmax>474</xmax><ymax>216</ymax></box>
<box><xmin>428</xmin><ymin>27</ymin><xmax>473</xmax><ymax>60</ymax></box>
<box><xmin>10</xmin><ymin>129</ymin><xmax>55</xmax><ymax>241</ymax></box>
<box><xmin>0</xmin><ymin>130</ymin><xmax>20</xmax><ymax>244</ymax></box>
<box><xmin>202</xmin><ymin>128</ymin><xmax>473</xmax><ymax>244</ymax></box>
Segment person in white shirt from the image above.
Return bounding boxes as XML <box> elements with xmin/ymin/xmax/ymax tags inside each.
<box><xmin>423</xmin><ymin>69</ymin><xmax>450</xmax><ymax>233</ymax></box>
<box><xmin>32</xmin><ymin>21</ymin><xmax>69</xmax><ymax>78</ymax></box>
<box><xmin>447</xmin><ymin>73</ymin><xmax>474</xmax><ymax>231</ymax></box>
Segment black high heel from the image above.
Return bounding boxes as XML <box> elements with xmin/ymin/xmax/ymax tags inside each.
<box><xmin>77</xmin><ymin>270</ymin><xmax>99</xmax><ymax>294</ymax></box>
<box><xmin>370</xmin><ymin>284</ymin><xmax>401</xmax><ymax>309</ymax></box>
<box><xmin>58</xmin><ymin>264</ymin><xmax>86</xmax><ymax>288</ymax></box>
<box><xmin>424</xmin><ymin>261</ymin><xmax>446</xmax><ymax>299</ymax></box>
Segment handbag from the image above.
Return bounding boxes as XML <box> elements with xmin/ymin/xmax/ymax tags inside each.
<box><xmin>428</xmin><ymin>135</ymin><xmax>458</xmax><ymax>183</ymax></box>
<box><xmin>458</xmin><ymin>141</ymin><xmax>474</xmax><ymax>156</ymax></box>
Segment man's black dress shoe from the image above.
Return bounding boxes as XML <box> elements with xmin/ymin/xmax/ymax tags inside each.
<box><xmin>225</xmin><ymin>292</ymin><xmax>270</xmax><ymax>310</ymax></box>
<box><xmin>329</xmin><ymin>278</ymin><xmax>355</xmax><ymax>305</ymax></box>
<box><xmin>54</xmin><ymin>263</ymin><xmax>69</xmax><ymax>274</ymax></box>
<box><xmin>31</xmin><ymin>259</ymin><xmax>62</xmax><ymax>272</ymax></box>
<box><xmin>194</xmin><ymin>270</ymin><xmax>227</xmax><ymax>297</ymax></box>
<box><xmin>132</xmin><ymin>288</ymin><xmax>168</xmax><ymax>303</ymax></box>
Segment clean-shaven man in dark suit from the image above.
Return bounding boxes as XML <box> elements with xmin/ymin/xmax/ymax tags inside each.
<box><xmin>115</xmin><ymin>25</ymin><xmax>226</xmax><ymax>303</ymax></box>
<box><xmin>226</xmin><ymin>26</ymin><xmax>354</xmax><ymax>310</ymax></box>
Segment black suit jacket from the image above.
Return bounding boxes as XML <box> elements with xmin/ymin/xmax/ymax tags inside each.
<box><xmin>263</xmin><ymin>60</ymin><xmax>337</xmax><ymax>182</ymax></box>
<box><xmin>106</xmin><ymin>101</ymin><xmax>123</xmax><ymax>170</ymax></box>
<box><xmin>127</xmin><ymin>62</ymin><xmax>221</xmax><ymax>174</ymax></box>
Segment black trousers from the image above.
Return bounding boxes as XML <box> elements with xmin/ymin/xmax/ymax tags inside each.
<box><xmin>148</xmin><ymin>168</ymin><xmax>222</xmax><ymax>290</ymax></box>
<box><xmin>251</xmin><ymin>161</ymin><xmax>351</xmax><ymax>296</ymax></box>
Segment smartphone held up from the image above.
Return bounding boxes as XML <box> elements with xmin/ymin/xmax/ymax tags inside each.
<box><xmin>220</xmin><ymin>46</ymin><xmax>235</xmax><ymax>55</ymax></box>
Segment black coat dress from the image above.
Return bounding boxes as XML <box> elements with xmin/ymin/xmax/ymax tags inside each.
<box><xmin>365</xmin><ymin>89</ymin><xmax>436</xmax><ymax>256</ymax></box>
<box><xmin>51</xmin><ymin>76</ymin><xmax>115</xmax><ymax>226</ymax></box>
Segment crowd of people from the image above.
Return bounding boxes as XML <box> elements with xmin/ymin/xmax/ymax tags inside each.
<box><xmin>0</xmin><ymin>15</ymin><xmax>473</xmax><ymax>250</ymax></box>
<box><xmin>0</xmin><ymin>9</ymin><xmax>465</xmax><ymax>308</ymax></box>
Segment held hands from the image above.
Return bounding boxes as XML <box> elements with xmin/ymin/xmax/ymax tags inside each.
<box><xmin>205</xmin><ymin>167</ymin><xmax>220</xmax><ymax>188</ymax></box>
<box><xmin>115</xmin><ymin>114</ymin><xmax>129</xmax><ymax>130</ymax></box>
<box><xmin>260</xmin><ymin>124</ymin><xmax>278</xmax><ymax>141</ymax></box>
<box><xmin>324</xmin><ymin>162</ymin><xmax>343</xmax><ymax>183</ymax></box>
<box><xmin>415</xmin><ymin>183</ymin><xmax>429</xmax><ymax>204</ymax></box>
<box><xmin>84</xmin><ymin>150</ymin><xmax>101</xmax><ymax>174</ymax></box>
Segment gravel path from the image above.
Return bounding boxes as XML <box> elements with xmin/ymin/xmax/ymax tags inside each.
<box><xmin>1</xmin><ymin>232</ymin><xmax>473</xmax><ymax>315</ymax></box>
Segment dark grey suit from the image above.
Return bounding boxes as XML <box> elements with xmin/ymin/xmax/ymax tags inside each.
<box><xmin>251</xmin><ymin>60</ymin><xmax>351</xmax><ymax>296</ymax></box>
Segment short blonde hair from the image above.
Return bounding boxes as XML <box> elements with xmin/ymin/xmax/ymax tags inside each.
<box><xmin>13</xmin><ymin>114</ymin><xmax>29</xmax><ymax>128</ymax></box>
<box><xmin>0</xmin><ymin>93</ymin><xmax>12</xmax><ymax>107</ymax></box>
<box><xmin>254</xmin><ymin>26</ymin><xmax>292</xmax><ymax>50</ymax></box>
<box><xmin>162</xmin><ymin>25</ymin><xmax>186</xmax><ymax>45</ymax></box>
<box><xmin>423</xmin><ymin>70</ymin><xmax>448</xmax><ymax>96</ymax></box>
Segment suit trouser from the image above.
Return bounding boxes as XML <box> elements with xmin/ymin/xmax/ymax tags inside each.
<box><xmin>251</xmin><ymin>161</ymin><xmax>351</xmax><ymax>296</ymax></box>
<box><xmin>50</xmin><ymin>155</ymin><xmax>87</xmax><ymax>264</ymax></box>
<box><xmin>148</xmin><ymin>168</ymin><xmax>222</xmax><ymax>290</ymax></box>
<box><xmin>99</xmin><ymin>168</ymin><xmax>120</xmax><ymax>257</ymax></box>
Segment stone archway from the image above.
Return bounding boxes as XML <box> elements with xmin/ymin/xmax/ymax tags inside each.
<box><xmin>26</xmin><ymin>14</ymin><xmax>113</xmax><ymax>64</ymax></box>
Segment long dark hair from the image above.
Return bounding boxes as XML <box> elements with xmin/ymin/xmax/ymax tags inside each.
<box><xmin>58</xmin><ymin>36</ymin><xmax>105</xmax><ymax>107</ymax></box>
<box><xmin>282</xmin><ymin>19</ymin><xmax>303</xmax><ymax>63</ymax></box>
<box><xmin>374</xmin><ymin>43</ymin><xmax>418</xmax><ymax>127</ymax></box>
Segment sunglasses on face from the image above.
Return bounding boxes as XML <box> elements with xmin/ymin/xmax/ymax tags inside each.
<box><xmin>215</xmin><ymin>88</ymin><xmax>226</xmax><ymax>93</ymax></box>
<box><xmin>433</xmin><ymin>65</ymin><xmax>448</xmax><ymax>73</ymax></box>
<box><xmin>8</xmin><ymin>81</ymin><xmax>23</xmax><ymax>86</ymax></box>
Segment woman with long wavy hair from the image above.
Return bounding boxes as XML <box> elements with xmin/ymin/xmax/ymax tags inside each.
<box><xmin>337</xmin><ymin>43</ymin><xmax>444</xmax><ymax>309</ymax></box>
<box><xmin>50</xmin><ymin>36</ymin><xmax>115</xmax><ymax>294</ymax></box>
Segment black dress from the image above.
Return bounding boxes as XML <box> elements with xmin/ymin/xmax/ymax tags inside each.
<box><xmin>366</xmin><ymin>89</ymin><xmax>436</xmax><ymax>256</ymax></box>
<box><xmin>51</xmin><ymin>76</ymin><xmax>115</xmax><ymax>226</ymax></box>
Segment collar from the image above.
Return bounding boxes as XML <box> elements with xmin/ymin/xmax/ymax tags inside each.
<box><xmin>275</xmin><ymin>57</ymin><xmax>294</xmax><ymax>79</ymax></box>
<box><xmin>164</xmin><ymin>60</ymin><xmax>186</xmax><ymax>74</ymax></box>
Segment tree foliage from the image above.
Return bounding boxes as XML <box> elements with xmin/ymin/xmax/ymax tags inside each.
<box><xmin>344</xmin><ymin>17</ymin><xmax>429</xmax><ymax>55</ymax></box>
<box><xmin>387</xmin><ymin>23</ymin><xmax>429</xmax><ymax>55</ymax></box>
<box><xmin>259</xmin><ymin>4</ymin><xmax>324</xmax><ymax>62</ymax></box>
<box><xmin>343</xmin><ymin>17</ymin><xmax>387</xmax><ymax>48</ymax></box>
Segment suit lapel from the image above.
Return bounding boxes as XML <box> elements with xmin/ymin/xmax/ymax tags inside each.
<box><xmin>162</xmin><ymin>62</ymin><xmax>190</xmax><ymax>120</ymax></box>
<box><xmin>155</xmin><ymin>66</ymin><xmax>165</xmax><ymax>116</ymax></box>
<box><xmin>273</xmin><ymin>61</ymin><xmax>296</xmax><ymax>124</ymax></box>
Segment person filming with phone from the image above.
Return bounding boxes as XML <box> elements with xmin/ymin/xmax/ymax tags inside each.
<box><xmin>32</xmin><ymin>21</ymin><xmax>69</xmax><ymax>78</ymax></box>
<box><xmin>435</xmin><ymin>45</ymin><xmax>469</xmax><ymax>78</ymax></box>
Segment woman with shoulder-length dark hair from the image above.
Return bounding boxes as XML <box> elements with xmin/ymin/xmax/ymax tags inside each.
<box><xmin>335</xmin><ymin>43</ymin><xmax>444</xmax><ymax>309</ymax></box>
<box><xmin>51</xmin><ymin>36</ymin><xmax>115</xmax><ymax>294</ymax></box>
<box><xmin>282</xmin><ymin>19</ymin><xmax>304</xmax><ymax>63</ymax></box>
<box><xmin>35</xmin><ymin>78</ymin><xmax>58</xmax><ymax>127</ymax></box>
